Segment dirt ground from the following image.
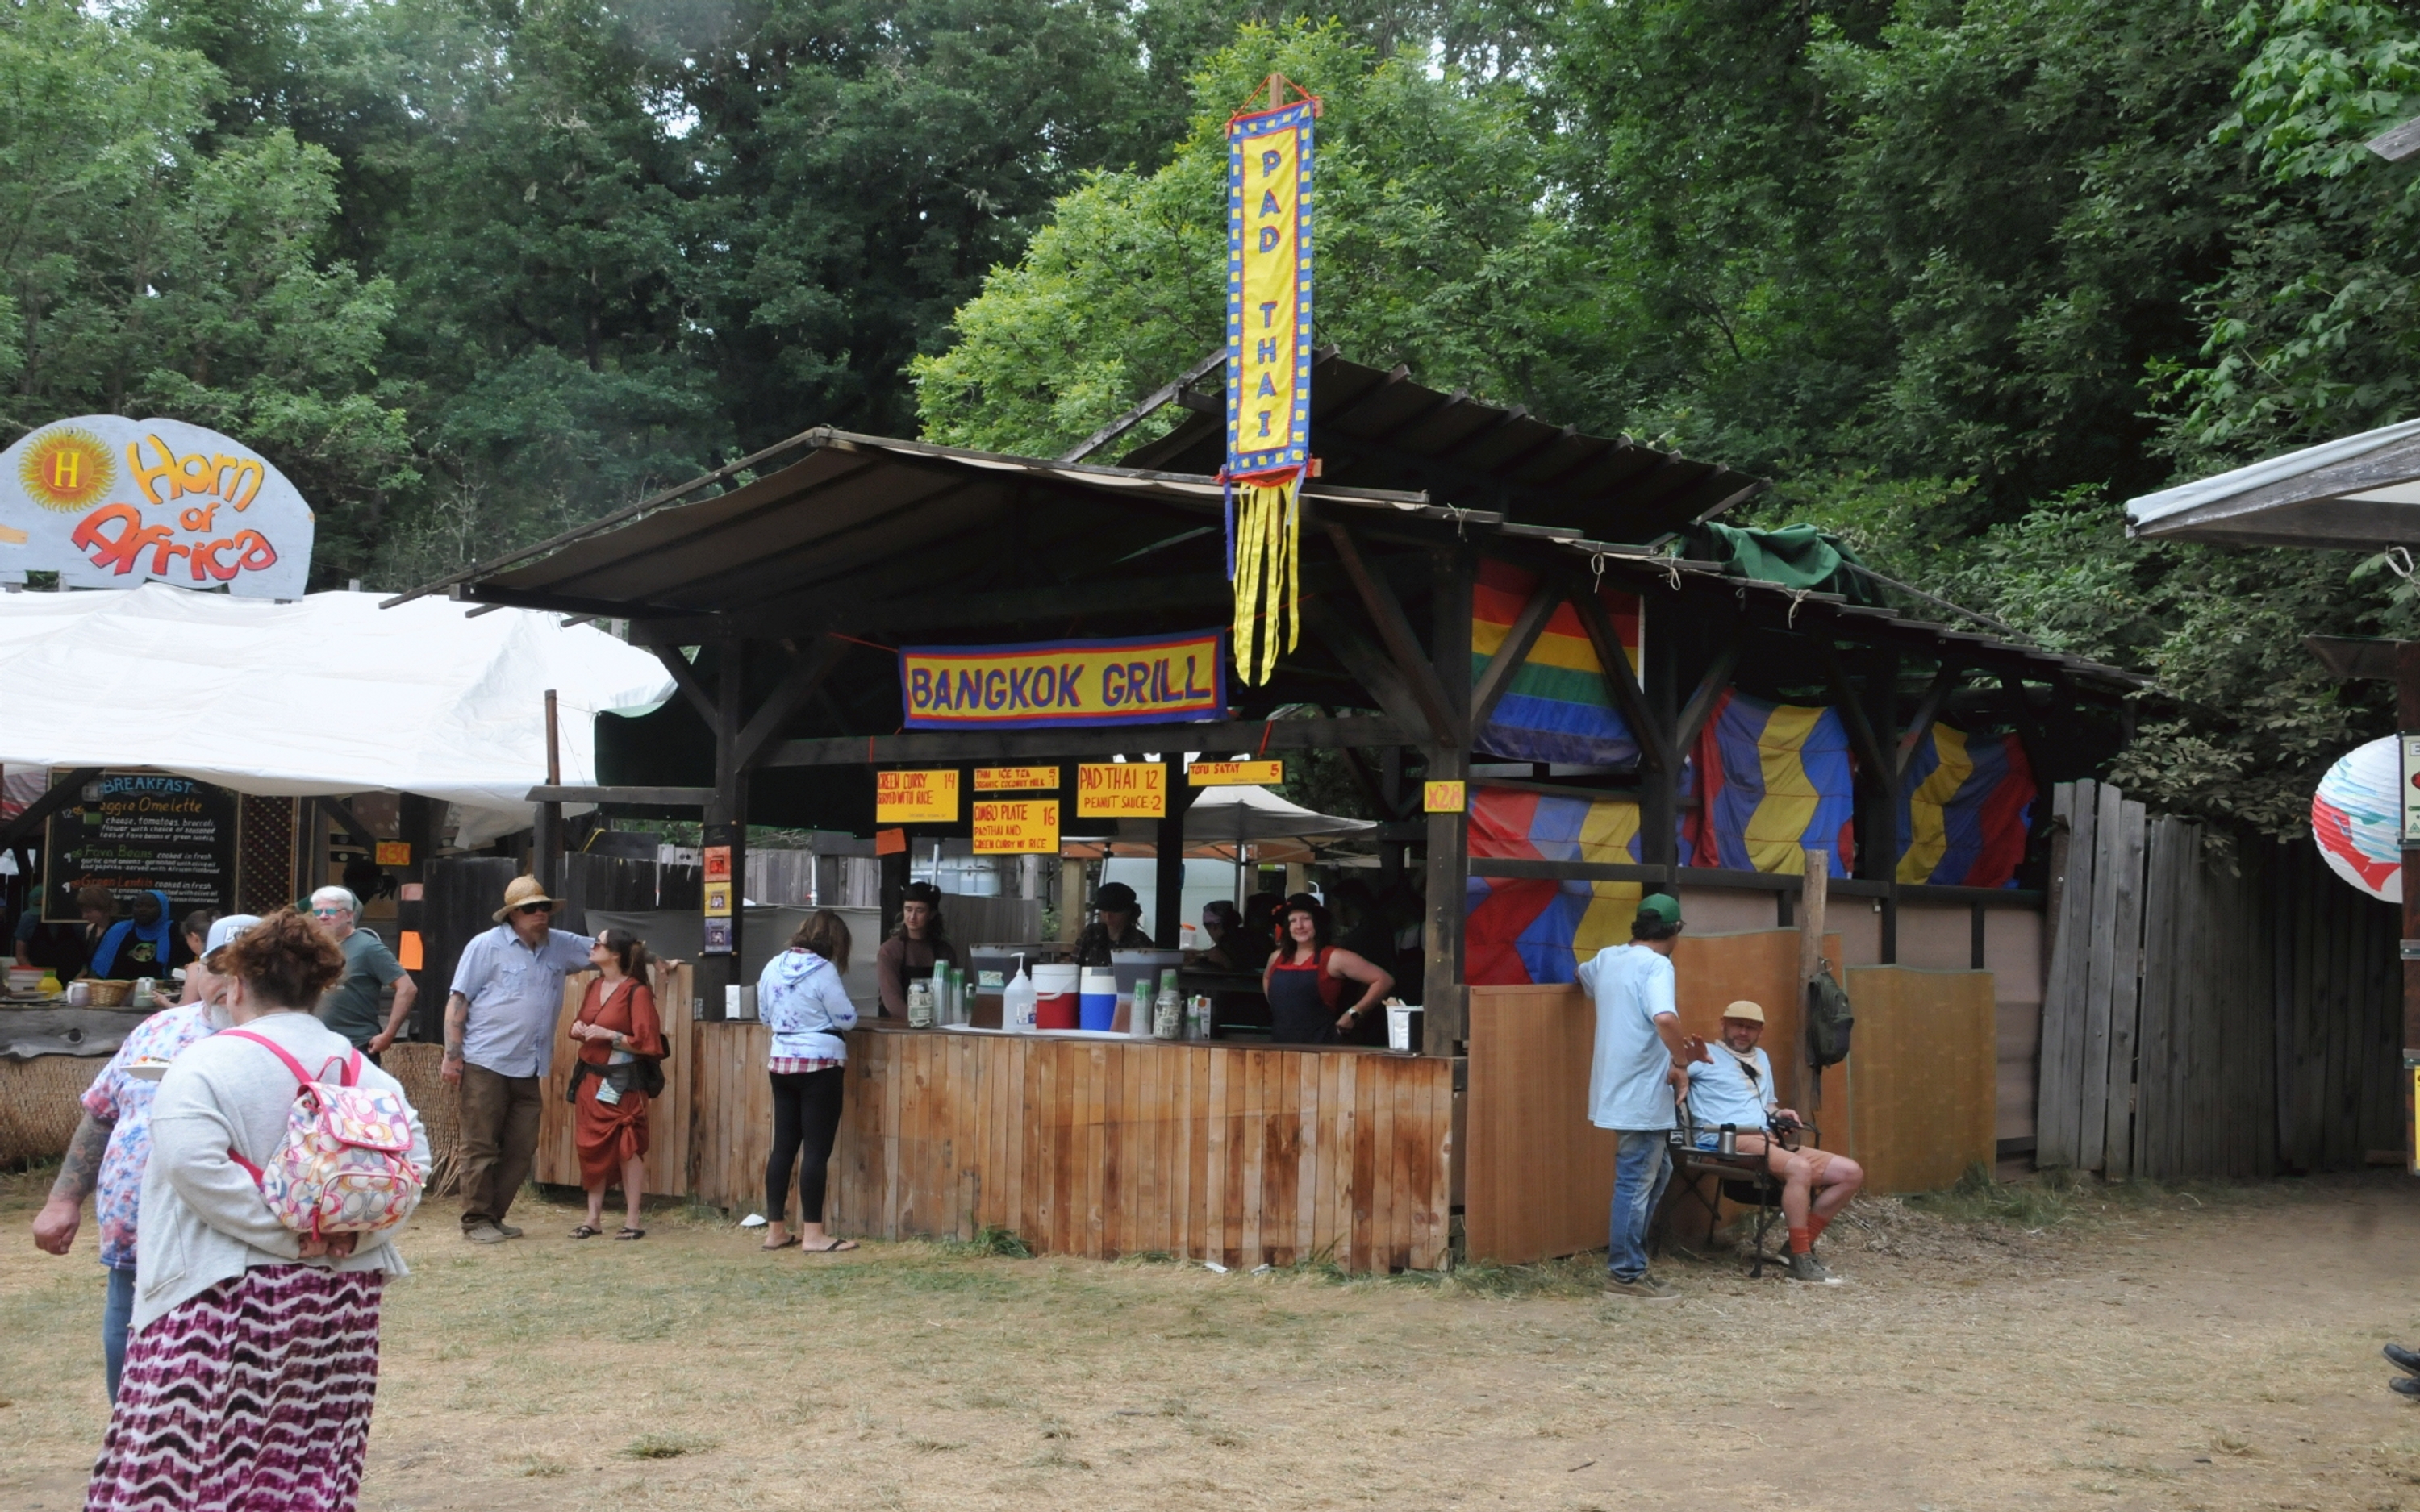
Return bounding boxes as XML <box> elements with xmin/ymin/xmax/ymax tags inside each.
<box><xmin>6</xmin><ymin>1168</ymin><xmax>2420</xmax><ymax>1512</ymax></box>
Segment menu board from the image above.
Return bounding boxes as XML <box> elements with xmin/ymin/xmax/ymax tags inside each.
<box><xmin>44</xmin><ymin>770</ymin><xmax>237</xmax><ymax>919</ymax></box>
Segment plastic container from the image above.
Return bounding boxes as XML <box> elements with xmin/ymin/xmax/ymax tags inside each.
<box><xmin>1079</xmin><ymin>967</ymin><xmax>1120</xmax><ymax>1031</ymax></box>
<box><xmin>1385</xmin><ymin>1002</ymin><xmax>1422</xmax><ymax>1053</ymax></box>
<box><xmin>1033</xmin><ymin>963</ymin><xmax>1079</xmax><ymax>1031</ymax></box>
<box><xmin>1002</xmin><ymin>960</ymin><xmax>1037</xmax><ymax>1033</ymax></box>
<box><xmin>1108</xmin><ymin>949</ymin><xmax>1183</xmax><ymax>1002</ymax></box>
<box><xmin>1152</xmin><ymin>979</ymin><xmax>1184</xmax><ymax>1040</ymax></box>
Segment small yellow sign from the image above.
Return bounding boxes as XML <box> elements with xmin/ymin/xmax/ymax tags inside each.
<box><xmin>1188</xmin><ymin>760</ymin><xmax>1284</xmax><ymax>787</ymax></box>
<box><xmin>975</xmin><ymin>765</ymin><xmax>1062</xmax><ymax>793</ymax></box>
<box><xmin>1078</xmin><ymin>762</ymin><xmax>1167</xmax><ymax>818</ymax></box>
<box><xmin>875</xmin><ymin>768</ymin><xmax>960</xmax><ymax>823</ymax></box>
<box><xmin>373</xmin><ymin>840</ymin><xmax>411</xmax><ymax>867</ymax></box>
<box><xmin>1424</xmin><ymin>780</ymin><xmax>1467</xmax><ymax>814</ymax></box>
<box><xmin>703</xmin><ymin>884</ymin><xmax>734</xmax><ymax>918</ymax></box>
<box><xmin>973</xmin><ymin>799</ymin><xmax>1060</xmax><ymax>855</ymax></box>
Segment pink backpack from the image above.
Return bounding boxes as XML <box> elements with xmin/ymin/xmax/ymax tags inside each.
<box><xmin>223</xmin><ymin>1030</ymin><xmax>424</xmax><ymax>1239</ymax></box>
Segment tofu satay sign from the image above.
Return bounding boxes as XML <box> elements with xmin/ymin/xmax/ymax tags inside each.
<box><xmin>0</xmin><ymin>417</ymin><xmax>314</xmax><ymax>597</ymax></box>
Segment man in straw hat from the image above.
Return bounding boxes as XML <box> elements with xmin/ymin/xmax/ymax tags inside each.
<box><xmin>443</xmin><ymin>876</ymin><xmax>595</xmax><ymax>1243</ymax></box>
<box><xmin>1577</xmin><ymin>893</ymin><xmax>1709</xmax><ymax>1301</ymax></box>
<box><xmin>1688</xmin><ymin>999</ymin><xmax>1864</xmax><ymax>1283</ymax></box>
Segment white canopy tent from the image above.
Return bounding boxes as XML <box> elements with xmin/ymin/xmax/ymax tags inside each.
<box><xmin>1183</xmin><ymin>784</ymin><xmax>1375</xmax><ymax>844</ymax></box>
<box><xmin>0</xmin><ymin>584</ymin><xmax>673</xmax><ymax>846</ymax></box>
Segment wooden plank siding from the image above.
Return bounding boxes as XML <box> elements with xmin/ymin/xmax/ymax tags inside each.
<box><xmin>670</xmin><ymin>1024</ymin><xmax>1450</xmax><ymax>1272</ymax></box>
<box><xmin>532</xmin><ymin>961</ymin><xmax>695</xmax><ymax>1198</ymax></box>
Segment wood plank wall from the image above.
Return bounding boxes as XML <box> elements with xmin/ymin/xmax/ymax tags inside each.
<box><xmin>532</xmin><ymin>962</ymin><xmax>695</xmax><ymax>1197</ymax></box>
<box><xmin>682</xmin><ymin>1026</ymin><xmax>1454</xmax><ymax>1272</ymax></box>
<box><xmin>1839</xmin><ymin>965</ymin><xmax>1996</xmax><ymax>1193</ymax></box>
<box><xmin>2033</xmin><ymin>781</ymin><xmax>2390</xmax><ymax>1180</ymax></box>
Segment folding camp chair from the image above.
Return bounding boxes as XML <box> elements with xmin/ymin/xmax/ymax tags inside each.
<box><xmin>1666</xmin><ymin>1096</ymin><xmax>1821</xmax><ymax>1280</ymax></box>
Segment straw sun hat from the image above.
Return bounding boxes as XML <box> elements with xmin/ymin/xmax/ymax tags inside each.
<box><xmin>492</xmin><ymin>875</ymin><xmax>561</xmax><ymax>923</ymax></box>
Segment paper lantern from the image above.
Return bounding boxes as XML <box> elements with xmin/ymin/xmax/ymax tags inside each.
<box><xmin>2312</xmin><ymin>735</ymin><xmax>2403</xmax><ymax>902</ymax></box>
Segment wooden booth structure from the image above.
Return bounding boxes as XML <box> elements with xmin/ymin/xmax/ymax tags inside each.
<box><xmin>392</xmin><ymin>352</ymin><xmax>2138</xmax><ymax>1268</ymax></box>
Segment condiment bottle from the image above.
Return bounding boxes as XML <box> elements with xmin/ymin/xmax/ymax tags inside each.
<box><xmin>908</xmin><ymin>979</ymin><xmax>935</xmax><ymax>1029</ymax></box>
<box><xmin>1003</xmin><ymin>959</ymin><xmax>1037</xmax><ymax>1032</ymax></box>
<box><xmin>1152</xmin><ymin>976</ymin><xmax>1183</xmax><ymax>1040</ymax></box>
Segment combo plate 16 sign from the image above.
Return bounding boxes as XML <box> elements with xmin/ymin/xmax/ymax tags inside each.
<box><xmin>0</xmin><ymin>417</ymin><xmax>313</xmax><ymax>597</ymax></box>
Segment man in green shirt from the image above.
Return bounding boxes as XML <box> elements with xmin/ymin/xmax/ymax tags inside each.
<box><xmin>311</xmin><ymin>885</ymin><xmax>416</xmax><ymax>1064</ymax></box>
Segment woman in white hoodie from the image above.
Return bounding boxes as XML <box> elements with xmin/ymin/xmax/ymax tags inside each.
<box><xmin>86</xmin><ymin>906</ymin><xmax>429</xmax><ymax>1512</ymax></box>
<box><xmin>757</xmin><ymin>910</ymin><xmax>858</xmax><ymax>1252</ymax></box>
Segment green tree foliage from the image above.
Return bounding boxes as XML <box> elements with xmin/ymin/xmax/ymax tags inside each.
<box><xmin>0</xmin><ymin>0</ymin><xmax>411</xmax><ymax>569</ymax></box>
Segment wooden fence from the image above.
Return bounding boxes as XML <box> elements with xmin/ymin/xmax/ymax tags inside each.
<box><xmin>524</xmin><ymin>982</ymin><xmax>1452</xmax><ymax>1272</ymax></box>
<box><xmin>2036</xmin><ymin>780</ymin><xmax>2399</xmax><ymax>1179</ymax></box>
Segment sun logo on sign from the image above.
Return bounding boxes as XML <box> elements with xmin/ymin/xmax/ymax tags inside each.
<box><xmin>19</xmin><ymin>427</ymin><xmax>114</xmax><ymax>511</ymax></box>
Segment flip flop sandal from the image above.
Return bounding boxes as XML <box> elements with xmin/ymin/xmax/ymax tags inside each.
<box><xmin>761</xmin><ymin>1235</ymin><xmax>800</xmax><ymax>1251</ymax></box>
<box><xmin>569</xmin><ymin>1224</ymin><xmax>602</xmax><ymax>1239</ymax></box>
<box><xmin>801</xmin><ymin>1238</ymin><xmax>858</xmax><ymax>1253</ymax></box>
<box><xmin>614</xmin><ymin>1227</ymin><xmax>646</xmax><ymax>1240</ymax></box>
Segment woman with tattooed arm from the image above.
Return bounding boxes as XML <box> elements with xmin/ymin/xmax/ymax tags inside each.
<box><xmin>29</xmin><ymin>915</ymin><xmax>257</xmax><ymax>1401</ymax></box>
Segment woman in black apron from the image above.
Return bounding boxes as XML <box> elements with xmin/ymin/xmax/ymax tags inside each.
<box><xmin>1261</xmin><ymin>893</ymin><xmax>1395</xmax><ymax>1045</ymax></box>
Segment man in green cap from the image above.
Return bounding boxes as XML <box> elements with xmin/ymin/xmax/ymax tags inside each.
<box><xmin>1575</xmin><ymin>891</ymin><xmax>1707</xmax><ymax>1300</ymax></box>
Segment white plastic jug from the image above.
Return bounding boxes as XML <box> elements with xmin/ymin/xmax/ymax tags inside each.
<box><xmin>1003</xmin><ymin>960</ymin><xmax>1038</xmax><ymax>1033</ymax></box>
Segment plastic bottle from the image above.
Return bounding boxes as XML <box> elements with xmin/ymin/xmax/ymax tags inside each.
<box><xmin>931</xmin><ymin>960</ymin><xmax>951</xmax><ymax>1025</ymax></box>
<box><xmin>1003</xmin><ymin>959</ymin><xmax>1037</xmax><ymax>1033</ymax></box>
<box><xmin>1153</xmin><ymin>977</ymin><xmax>1184</xmax><ymax>1040</ymax></box>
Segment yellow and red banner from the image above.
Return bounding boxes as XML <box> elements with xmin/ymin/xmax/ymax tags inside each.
<box><xmin>1225</xmin><ymin>76</ymin><xmax>1318</xmax><ymax>685</ymax></box>
<box><xmin>900</xmin><ymin>631</ymin><xmax>1225</xmax><ymax>729</ymax></box>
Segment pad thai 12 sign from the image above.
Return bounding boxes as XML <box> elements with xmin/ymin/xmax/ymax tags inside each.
<box><xmin>0</xmin><ymin>417</ymin><xmax>314</xmax><ymax>598</ymax></box>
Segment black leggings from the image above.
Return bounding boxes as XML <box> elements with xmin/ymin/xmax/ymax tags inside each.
<box><xmin>766</xmin><ymin>1068</ymin><xmax>845</xmax><ymax>1224</ymax></box>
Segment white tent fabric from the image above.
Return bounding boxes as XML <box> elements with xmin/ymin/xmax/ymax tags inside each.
<box><xmin>2124</xmin><ymin>414</ymin><xmax>2420</xmax><ymax>546</ymax></box>
<box><xmin>1183</xmin><ymin>785</ymin><xmax>1375</xmax><ymax>843</ymax></box>
<box><xmin>0</xmin><ymin>584</ymin><xmax>672</xmax><ymax>846</ymax></box>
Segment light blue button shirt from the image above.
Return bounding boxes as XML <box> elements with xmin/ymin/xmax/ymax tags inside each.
<box><xmin>449</xmin><ymin>924</ymin><xmax>595</xmax><ymax>1078</ymax></box>
<box><xmin>1577</xmin><ymin>942</ymin><xmax>1679</xmax><ymax>1131</ymax></box>
<box><xmin>1687</xmin><ymin>1045</ymin><xmax>1775</xmax><ymax>1136</ymax></box>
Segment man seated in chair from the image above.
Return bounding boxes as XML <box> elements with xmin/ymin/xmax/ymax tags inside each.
<box><xmin>1688</xmin><ymin>999</ymin><xmax>1864</xmax><ymax>1283</ymax></box>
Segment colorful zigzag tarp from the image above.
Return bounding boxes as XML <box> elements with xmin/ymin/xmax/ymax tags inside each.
<box><xmin>1470</xmin><ymin>559</ymin><xmax>1642</xmax><ymax>768</ymax></box>
<box><xmin>1682</xmin><ymin>689</ymin><xmax>1855</xmax><ymax>877</ymax></box>
<box><xmin>1895</xmin><ymin>723</ymin><xmax>2034</xmax><ymax>886</ymax></box>
<box><xmin>1465</xmin><ymin>785</ymin><xmax>1644</xmax><ymax>985</ymax></box>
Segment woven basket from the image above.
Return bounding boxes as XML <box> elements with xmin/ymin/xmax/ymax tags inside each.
<box><xmin>81</xmin><ymin>979</ymin><xmax>132</xmax><ymax>1008</ymax></box>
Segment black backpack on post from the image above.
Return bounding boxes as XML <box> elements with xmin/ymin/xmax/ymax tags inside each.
<box><xmin>1805</xmin><ymin>961</ymin><xmax>1854</xmax><ymax>1104</ymax></box>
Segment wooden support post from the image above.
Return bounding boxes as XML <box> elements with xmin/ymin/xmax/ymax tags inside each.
<box><xmin>1800</xmin><ymin>848</ymin><xmax>1828</xmax><ymax>1114</ymax></box>
<box><xmin>1563</xmin><ymin>573</ymin><xmax>1679</xmax><ymax>880</ymax></box>
<box><xmin>397</xmin><ymin>792</ymin><xmax>437</xmax><ymax>1040</ymax></box>
<box><xmin>1425</xmin><ymin>545</ymin><xmax>1472</xmax><ymax>1054</ymax></box>
<box><xmin>698</xmin><ymin>646</ymin><xmax>746</xmax><ymax>1023</ymax></box>
<box><xmin>2399</xmin><ymin>642</ymin><xmax>2420</xmax><ymax>1174</ymax></box>
<box><xmin>1154</xmin><ymin>756</ymin><xmax>1189</xmax><ymax>948</ymax></box>
<box><xmin>1819</xmin><ymin>640</ymin><xmax>1900</xmax><ymax>963</ymax></box>
<box><xmin>536</xmin><ymin>689</ymin><xmax>564</xmax><ymax>893</ymax></box>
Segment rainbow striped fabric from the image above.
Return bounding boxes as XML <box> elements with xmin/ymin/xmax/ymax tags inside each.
<box><xmin>1464</xmin><ymin>785</ymin><xmax>1645</xmax><ymax>985</ymax></box>
<box><xmin>1470</xmin><ymin>559</ymin><xmax>1642</xmax><ymax>768</ymax></box>
<box><xmin>1682</xmin><ymin>690</ymin><xmax>1855</xmax><ymax>876</ymax></box>
<box><xmin>1895</xmin><ymin>723</ymin><xmax>2034</xmax><ymax>886</ymax></box>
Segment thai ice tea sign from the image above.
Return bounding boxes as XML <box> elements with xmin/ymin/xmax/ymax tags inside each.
<box><xmin>0</xmin><ymin>416</ymin><xmax>314</xmax><ymax>597</ymax></box>
<box><xmin>899</xmin><ymin>631</ymin><xmax>1226</xmax><ymax>729</ymax></box>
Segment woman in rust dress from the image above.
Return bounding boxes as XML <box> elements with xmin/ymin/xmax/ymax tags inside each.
<box><xmin>568</xmin><ymin>928</ymin><xmax>665</xmax><ymax>1239</ymax></box>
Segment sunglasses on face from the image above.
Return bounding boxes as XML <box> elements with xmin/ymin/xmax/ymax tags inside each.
<box><xmin>515</xmin><ymin>902</ymin><xmax>553</xmax><ymax>916</ymax></box>
<box><xmin>311</xmin><ymin>907</ymin><xmax>347</xmax><ymax>918</ymax></box>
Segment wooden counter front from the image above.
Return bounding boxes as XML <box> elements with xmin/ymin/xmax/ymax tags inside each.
<box><xmin>686</xmin><ymin>1022</ymin><xmax>1452</xmax><ymax>1272</ymax></box>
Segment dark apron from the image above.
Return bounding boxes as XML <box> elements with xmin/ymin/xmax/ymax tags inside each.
<box><xmin>1266</xmin><ymin>952</ymin><xmax>1337</xmax><ymax>1046</ymax></box>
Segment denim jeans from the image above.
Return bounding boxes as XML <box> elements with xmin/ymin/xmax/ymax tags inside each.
<box><xmin>1608</xmin><ymin>1130</ymin><xmax>1674</xmax><ymax>1281</ymax></box>
<box><xmin>104</xmin><ymin>1264</ymin><xmax>135</xmax><ymax>1402</ymax></box>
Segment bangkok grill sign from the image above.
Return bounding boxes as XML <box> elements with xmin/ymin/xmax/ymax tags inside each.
<box><xmin>900</xmin><ymin>631</ymin><xmax>1227</xmax><ymax>730</ymax></box>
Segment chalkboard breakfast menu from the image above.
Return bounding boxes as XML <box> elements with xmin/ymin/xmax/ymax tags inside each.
<box><xmin>44</xmin><ymin>771</ymin><xmax>237</xmax><ymax>920</ymax></box>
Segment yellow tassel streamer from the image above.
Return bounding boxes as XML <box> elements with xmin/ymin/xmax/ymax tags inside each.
<box><xmin>1229</xmin><ymin>475</ymin><xmax>1302</xmax><ymax>685</ymax></box>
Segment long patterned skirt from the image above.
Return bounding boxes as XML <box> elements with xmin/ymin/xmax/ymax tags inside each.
<box><xmin>86</xmin><ymin>1264</ymin><xmax>386</xmax><ymax>1512</ymax></box>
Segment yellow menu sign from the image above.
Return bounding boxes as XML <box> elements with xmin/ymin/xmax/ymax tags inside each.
<box><xmin>975</xmin><ymin>765</ymin><xmax>1061</xmax><ymax>792</ymax></box>
<box><xmin>1077</xmin><ymin>762</ymin><xmax>1167</xmax><ymax>818</ymax></box>
<box><xmin>1424</xmin><ymin>780</ymin><xmax>1467</xmax><ymax>814</ymax></box>
<box><xmin>1188</xmin><ymin>760</ymin><xmax>1283</xmax><ymax>787</ymax></box>
<box><xmin>973</xmin><ymin>799</ymin><xmax>1059</xmax><ymax>855</ymax></box>
<box><xmin>875</xmin><ymin>768</ymin><xmax>959</xmax><ymax>823</ymax></box>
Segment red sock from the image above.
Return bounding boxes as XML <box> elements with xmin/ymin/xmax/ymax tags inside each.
<box><xmin>1807</xmin><ymin>1213</ymin><xmax>1834</xmax><ymax>1246</ymax></box>
<box><xmin>1788</xmin><ymin>1226</ymin><xmax>1811</xmax><ymax>1256</ymax></box>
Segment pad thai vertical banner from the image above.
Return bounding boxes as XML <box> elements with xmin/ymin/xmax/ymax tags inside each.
<box><xmin>1225</xmin><ymin>77</ymin><xmax>1318</xmax><ymax>685</ymax></box>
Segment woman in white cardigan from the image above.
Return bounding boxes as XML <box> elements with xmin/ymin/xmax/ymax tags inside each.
<box><xmin>86</xmin><ymin>907</ymin><xmax>429</xmax><ymax>1512</ymax></box>
<box><xmin>757</xmin><ymin>910</ymin><xmax>858</xmax><ymax>1252</ymax></box>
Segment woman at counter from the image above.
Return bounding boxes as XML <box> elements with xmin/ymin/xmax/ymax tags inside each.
<box><xmin>759</xmin><ymin>910</ymin><xmax>859</xmax><ymax>1254</ymax></box>
<box><xmin>566</xmin><ymin>929</ymin><xmax>665</xmax><ymax>1241</ymax></box>
<box><xmin>1262</xmin><ymin>893</ymin><xmax>1394</xmax><ymax>1047</ymax></box>
<box><xmin>874</xmin><ymin>881</ymin><xmax>958</xmax><ymax>1018</ymax></box>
